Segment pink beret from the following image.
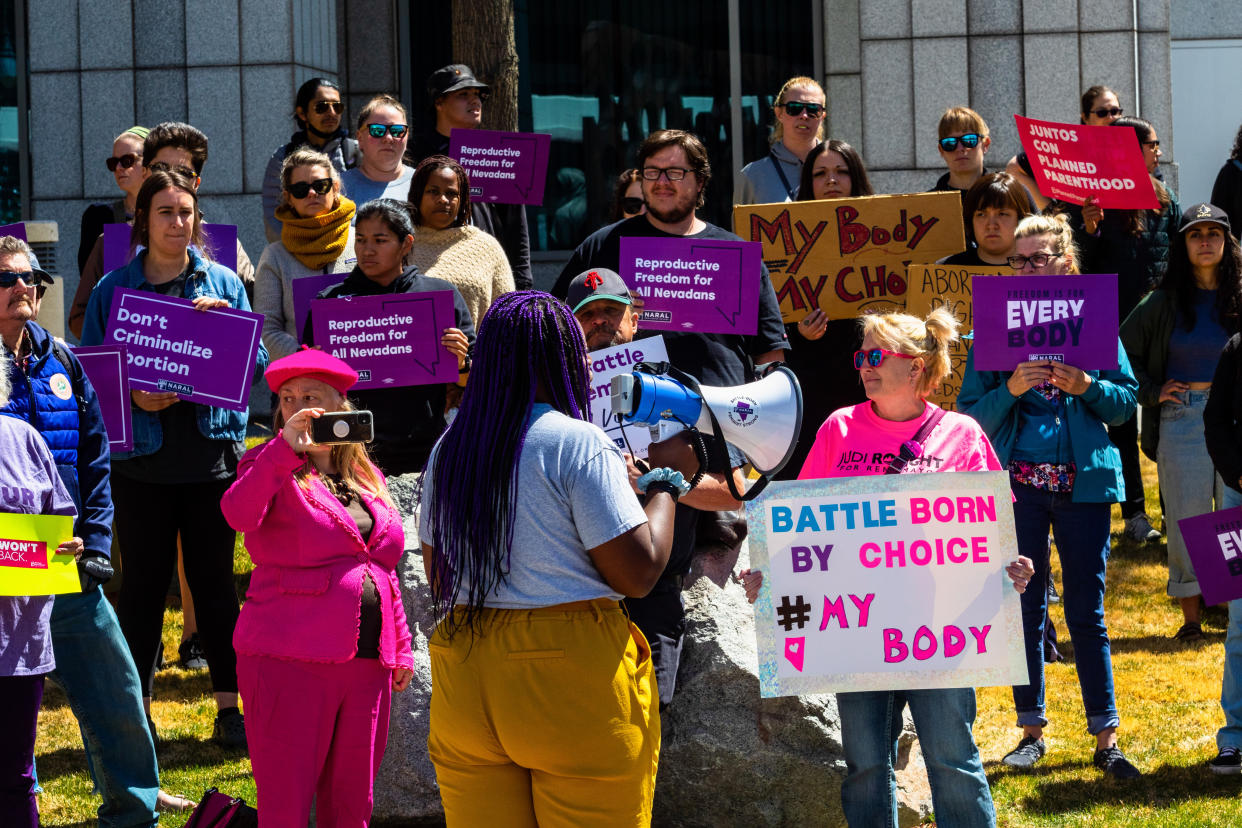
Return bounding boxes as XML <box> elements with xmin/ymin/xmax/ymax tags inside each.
<box><xmin>265</xmin><ymin>347</ymin><xmax>358</xmax><ymax>395</ymax></box>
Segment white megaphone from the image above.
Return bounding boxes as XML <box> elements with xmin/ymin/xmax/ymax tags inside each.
<box><xmin>609</xmin><ymin>362</ymin><xmax>803</xmax><ymax>500</ymax></box>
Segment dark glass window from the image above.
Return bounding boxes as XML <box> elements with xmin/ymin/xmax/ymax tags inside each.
<box><xmin>0</xmin><ymin>0</ymin><xmax>19</xmax><ymax>223</ymax></box>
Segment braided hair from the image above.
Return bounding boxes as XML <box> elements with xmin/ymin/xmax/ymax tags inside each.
<box><xmin>424</xmin><ymin>291</ymin><xmax>592</xmax><ymax>638</ymax></box>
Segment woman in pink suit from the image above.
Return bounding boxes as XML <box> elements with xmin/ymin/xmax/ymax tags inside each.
<box><xmin>221</xmin><ymin>348</ymin><xmax>414</xmax><ymax>827</ymax></box>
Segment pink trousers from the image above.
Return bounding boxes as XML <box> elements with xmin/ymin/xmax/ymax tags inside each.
<box><xmin>237</xmin><ymin>654</ymin><xmax>392</xmax><ymax>828</ymax></box>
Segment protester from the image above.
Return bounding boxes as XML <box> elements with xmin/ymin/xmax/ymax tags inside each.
<box><xmin>410</xmin><ymin>65</ymin><xmax>532</xmax><ymax>290</ymax></box>
<box><xmin>943</xmin><ymin>172</ymin><xmax>1032</xmax><ymax>267</ymax></box>
<box><xmin>79</xmin><ymin>126</ymin><xmax>149</xmax><ymax>275</ymax></box>
<box><xmin>303</xmin><ymin>199</ymin><xmax>474</xmax><ymax>476</ymax></box>
<box><xmin>552</xmin><ymin>129</ymin><xmax>788</xmax><ymax>706</ymax></box>
<box><xmin>744</xmin><ymin>307</ymin><xmax>1034</xmax><ymax>826</ymax></box>
<box><xmin>341</xmin><ymin>95</ymin><xmax>414</xmax><ymax>207</ymax></box>
<box><xmin>255</xmin><ymin>147</ymin><xmax>356</xmax><ymax>361</ymax></box>
<box><xmin>80</xmin><ymin>169</ymin><xmax>269</xmax><ymax>748</ymax></box>
<box><xmin>0</xmin><ymin>352</ymin><xmax>79</xmax><ymax>828</ymax></box>
<box><xmin>221</xmin><ymin>348</ymin><xmax>413</xmax><ymax>824</ymax></box>
<box><xmin>408</xmin><ymin>155</ymin><xmax>514</xmax><ymax>328</ymax></box>
<box><xmin>1211</xmin><ymin>123</ymin><xmax>1242</xmax><ymax>233</ymax></box>
<box><xmin>1121</xmin><ymin>203</ymin><xmax>1242</xmax><ymax>641</ymax></box>
<box><xmin>735</xmin><ymin>76</ymin><xmax>825</xmax><ymax>204</ymax></box>
<box><xmin>959</xmin><ymin>212</ymin><xmax>1141</xmax><ymax>778</ymax></box>
<box><xmin>421</xmin><ymin>290</ymin><xmax>696</xmax><ymax>826</ymax></box>
<box><xmin>776</xmin><ymin>139</ymin><xmax>874</xmax><ymax>480</ymax></box>
<box><xmin>568</xmin><ymin>266</ymin><xmax>640</xmax><ymax>351</ymax></box>
<box><xmin>932</xmin><ymin>106</ymin><xmax>991</xmax><ymax>194</ymax></box>
<box><xmin>611</xmin><ymin>168</ymin><xmax>646</xmax><ymax>221</ymax></box>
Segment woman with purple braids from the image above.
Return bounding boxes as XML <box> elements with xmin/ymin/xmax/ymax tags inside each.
<box><xmin>419</xmin><ymin>290</ymin><xmax>698</xmax><ymax>826</ymax></box>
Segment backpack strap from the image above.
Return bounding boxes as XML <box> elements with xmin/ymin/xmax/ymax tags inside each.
<box><xmin>884</xmin><ymin>407</ymin><xmax>947</xmax><ymax>475</ymax></box>
<box><xmin>48</xmin><ymin>336</ymin><xmax>88</xmax><ymax>419</ymax></box>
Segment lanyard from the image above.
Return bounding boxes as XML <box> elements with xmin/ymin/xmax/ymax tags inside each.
<box><xmin>768</xmin><ymin>151</ymin><xmax>796</xmax><ymax>200</ymax></box>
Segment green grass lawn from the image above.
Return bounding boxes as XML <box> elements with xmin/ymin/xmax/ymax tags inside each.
<box><xmin>31</xmin><ymin>455</ymin><xmax>1242</xmax><ymax>825</ymax></box>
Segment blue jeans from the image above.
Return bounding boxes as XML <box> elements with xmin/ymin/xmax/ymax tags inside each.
<box><xmin>1218</xmin><ymin>486</ymin><xmax>1242</xmax><ymax>749</ymax></box>
<box><xmin>838</xmin><ymin>689</ymin><xmax>995</xmax><ymax>828</ymax></box>
<box><xmin>48</xmin><ymin>587</ymin><xmax>159</xmax><ymax>827</ymax></box>
<box><xmin>1158</xmin><ymin>390</ymin><xmax>1224</xmax><ymax>598</ymax></box>
<box><xmin>1011</xmin><ymin>483</ymin><xmax>1119</xmax><ymax>734</ymax></box>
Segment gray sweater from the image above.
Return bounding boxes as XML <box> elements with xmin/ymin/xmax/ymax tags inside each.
<box><xmin>253</xmin><ymin>228</ymin><xmax>357</xmax><ymax>360</ymax></box>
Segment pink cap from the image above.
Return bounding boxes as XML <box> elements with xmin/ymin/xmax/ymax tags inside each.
<box><xmin>264</xmin><ymin>346</ymin><xmax>358</xmax><ymax>394</ymax></box>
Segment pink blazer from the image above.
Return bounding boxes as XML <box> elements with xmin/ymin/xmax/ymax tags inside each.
<box><xmin>222</xmin><ymin>436</ymin><xmax>414</xmax><ymax>670</ymax></box>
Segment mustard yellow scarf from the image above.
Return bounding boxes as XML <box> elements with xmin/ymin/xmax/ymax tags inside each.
<box><xmin>278</xmin><ymin>196</ymin><xmax>356</xmax><ymax>270</ymax></box>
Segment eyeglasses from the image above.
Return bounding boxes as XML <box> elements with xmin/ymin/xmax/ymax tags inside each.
<box><xmin>106</xmin><ymin>153</ymin><xmax>141</xmax><ymax>172</ymax></box>
<box><xmin>781</xmin><ymin>101</ymin><xmax>823</xmax><ymax>118</ymax></box>
<box><xmin>621</xmin><ymin>197</ymin><xmax>645</xmax><ymax>214</ymax></box>
<box><xmin>148</xmin><ymin>161</ymin><xmax>197</xmax><ymax>179</ymax></box>
<box><xmin>366</xmin><ymin>123</ymin><xmax>408</xmax><ymax>139</ymax></box>
<box><xmin>1142</xmin><ymin>139</ymin><xmax>1160</xmax><ymax>149</ymax></box>
<box><xmin>1091</xmin><ymin>107</ymin><xmax>1124</xmax><ymax>119</ymax></box>
<box><xmin>313</xmin><ymin>100</ymin><xmax>343</xmax><ymax>114</ymax></box>
<box><xmin>0</xmin><ymin>270</ymin><xmax>44</xmax><ymax>289</ymax></box>
<box><xmin>938</xmin><ymin>134</ymin><xmax>981</xmax><ymax>152</ymax></box>
<box><xmin>1007</xmin><ymin>253</ymin><xmax>1055</xmax><ymax>269</ymax></box>
<box><xmin>853</xmin><ymin>348</ymin><xmax>916</xmax><ymax>369</ymax></box>
<box><xmin>640</xmin><ymin>166</ymin><xmax>691</xmax><ymax>181</ymax></box>
<box><xmin>287</xmin><ymin>177</ymin><xmax>333</xmax><ymax>199</ymax></box>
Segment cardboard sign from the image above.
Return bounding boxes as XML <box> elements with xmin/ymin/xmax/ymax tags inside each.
<box><xmin>291</xmin><ymin>273</ymin><xmax>349</xmax><ymax>344</ymax></box>
<box><xmin>311</xmin><ymin>291</ymin><xmax>460</xmax><ymax>389</ymax></box>
<box><xmin>1015</xmin><ymin>115</ymin><xmax>1159</xmax><ymax>210</ymax></box>
<box><xmin>72</xmin><ymin>345</ymin><xmax>133</xmax><ymax>452</ymax></box>
<box><xmin>971</xmin><ymin>274</ymin><xmax>1119</xmax><ymax>371</ymax></box>
<box><xmin>1179</xmin><ymin>507</ymin><xmax>1242</xmax><ymax>606</ymax></box>
<box><xmin>747</xmin><ymin>472</ymin><xmax>1027</xmax><ymax>696</ymax></box>
<box><xmin>0</xmin><ymin>514</ymin><xmax>79</xmax><ymax>596</ymax></box>
<box><xmin>617</xmin><ymin>237</ymin><xmax>761</xmax><ymax>335</ymax></box>
<box><xmin>102</xmin><ymin>223</ymin><xmax>239</xmax><ymax>274</ymax></box>
<box><xmin>103</xmin><ymin>288</ymin><xmax>263</xmax><ymax>411</ymax></box>
<box><xmin>906</xmin><ymin>263</ymin><xmax>1013</xmax><ymax>410</ymax></box>
<box><xmin>0</xmin><ymin>222</ymin><xmax>27</xmax><ymax>241</ymax></box>
<box><xmin>449</xmin><ymin>128</ymin><xmax>552</xmax><ymax>205</ymax></box>
<box><xmin>734</xmin><ymin>192</ymin><xmax>966</xmax><ymax>323</ymax></box>
<box><xmin>586</xmin><ymin>336</ymin><xmax>669</xmax><ymax>458</ymax></box>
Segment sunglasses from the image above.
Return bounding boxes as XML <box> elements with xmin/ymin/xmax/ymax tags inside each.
<box><xmin>366</xmin><ymin>123</ymin><xmax>408</xmax><ymax>139</ymax></box>
<box><xmin>1091</xmin><ymin>106</ymin><xmax>1124</xmax><ymax>119</ymax></box>
<box><xmin>106</xmin><ymin>153</ymin><xmax>141</xmax><ymax>172</ymax></box>
<box><xmin>0</xmin><ymin>270</ymin><xmax>49</xmax><ymax>288</ymax></box>
<box><xmin>148</xmin><ymin>161</ymin><xmax>197</xmax><ymax>179</ymax></box>
<box><xmin>853</xmin><ymin>348</ymin><xmax>916</xmax><ymax>369</ymax></box>
<box><xmin>287</xmin><ymin>177</ymin><xmax>333</xmax><ymax>199</ymax></box>
<box><xmin>313</xmin><ymin>100</ymin><xmax>344</xmax><ymax>114</ymax></box>
<box><xmin>1007</xmin><ymin>252</ymin><xmax>1055</xmax><ymax>269</ymax></box>
<box><xmin>781</xmin><ymin>101</ymin><xmax>824</xmax><ymax>118</ymax></box>
<box><xmin>938</xmin><ymin>133</ymin><xmax>981</xmax><ymax>152</ymax></box>
<box><xmin>621</xmin><ymin>197</ymin><xmax>645</xmax><ymax>214</ymax></box>
<box><xmin>1142</xmin><ymin>139</ymin><xmax>1160</xmax><ymax>149</ymax></box>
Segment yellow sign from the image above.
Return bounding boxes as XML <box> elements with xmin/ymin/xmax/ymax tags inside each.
<box><xmin>733</xmin><ymin>192</ymin><xmax>967</xmax><ymax>323</ymax></box>
<box><xmin>906</xmin><ymin>263</ymin><xmax>1014</xmax><ymax>410</ymax></box>
<box><xmin>0</xmin><ymin>513</ymin><xmax>79</xmax><ymax>596</ymax></box>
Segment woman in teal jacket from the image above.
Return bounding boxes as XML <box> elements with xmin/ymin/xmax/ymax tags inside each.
<box><xmin>959</xmin><ymin>213</ymin><xmax>1140</xmax><ymax>779</ymax></box>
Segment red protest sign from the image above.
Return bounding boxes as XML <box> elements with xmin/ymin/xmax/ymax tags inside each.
<box><xmin>1014</xmin><ymin>115</ymin><xmax>1158</xmax><ymax>210</ymax></box>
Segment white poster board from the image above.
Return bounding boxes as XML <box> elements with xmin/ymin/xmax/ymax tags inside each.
<box><xmin>587</xmin><ymin>336</ymin><xmax>668</xmax><ymax>459</ymax></box>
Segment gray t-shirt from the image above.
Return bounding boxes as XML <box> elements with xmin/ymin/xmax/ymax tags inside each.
<box><xmin>342</xmin><ymin>165</ymin><xmax>415</xmax><ymax>214</ymax></box>
<box><xmin>419</xmin><ymin>404</ymin><xmax>647</xmax><ymax>607</ymax></box>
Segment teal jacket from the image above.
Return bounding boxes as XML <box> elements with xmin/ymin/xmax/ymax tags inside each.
<box><xmin>957</xmin><ymin>341</ymin><xmax>1138</xmax><ymax>503</ymax></box>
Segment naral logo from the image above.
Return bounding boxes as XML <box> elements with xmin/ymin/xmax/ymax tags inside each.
<box><xmin>728</xmin><ymin>396</ymin><xmax>758</xmax><ymax>427</ymax></box>
<box><xmin>358</xmin><ymin>370</ymin><xmax>372</xmax><ymax>382</ymax></box>
<box><xmin>644</xmin><ymin>310</ymin><xmax>672</xmax><ymax>323</ymax></box>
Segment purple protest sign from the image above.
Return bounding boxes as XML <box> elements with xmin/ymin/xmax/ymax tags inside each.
<box><xmin>103</xmin><ymin>288</ymin><xmax>263</xmax><ymax>412</ymax></box>
<box><xmin>449</xmin><ymin>128</ymin><xmax>551</xmax><ymax>205</ymax></box>
<box><xmin>1179</xmin><ymin>507</ymin><xmax>1242</xmax><ymax>605</ymax></box>
<box><xmin>72</xmin><ymin>345</ymin><xmax>133</xmax><ymax>452</ymax></box>
<box><xmin>292</xmin><ymin>273</ymin><xmax>349</xmax><ymax>344</ymax></box>
<box><xmin>311</xmin><ymin>292</ymin><xmax>459</xmax><ymax>389</ymax></box>
<box><xmin>970</xmin><ymin>274</ymin><xmax>1119</xmax><ymax>371</ymax></box>
<box><xmin>0</xmin><ymin>223</ymin><xmax>27</xmax><ymax>241</ymax></box>
<box><xmin>618</xmin><ymin>237</ymin><xmax>761</xmax><ymax>336</ymax></box>
<box><xmin>103</xmin><ymin>223</ymin><xmax>238</xmax><ymax>274</ymax></box>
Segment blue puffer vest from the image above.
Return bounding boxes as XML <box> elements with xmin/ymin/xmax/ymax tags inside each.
<box><xmin>3</xmin><ymin>327</ymin><xmax>80</xmax><ymax>467</ymax></box>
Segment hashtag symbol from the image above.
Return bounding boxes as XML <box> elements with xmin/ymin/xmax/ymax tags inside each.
<box><xmin>776</xmin><ymin>595</ymin><xmax>812</xmax><ymax>631</ymax></box>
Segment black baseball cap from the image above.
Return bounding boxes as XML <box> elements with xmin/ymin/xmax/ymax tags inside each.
<box><xmin>1179</xmin><ymin>202</ymin><xmax>1231</xmax><ymax>234</ymax></box>
<box><xmin>427</xmin><ymin>65</ymin><xmax>489</xmax><ymax>101</ymax></box>
<box><xmin>566</xmin><ymin>268</ymin><xmax>633</xmax><ymax>314</ymax></box>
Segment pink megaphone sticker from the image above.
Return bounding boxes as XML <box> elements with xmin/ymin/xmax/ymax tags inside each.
<box><xmin>785</xmin><ymin>636</ymin><xmax>806</xmax><ymax>672</ymax></box>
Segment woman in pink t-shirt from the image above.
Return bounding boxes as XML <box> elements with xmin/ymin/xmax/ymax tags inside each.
<box><xmin>746</xmin><ymin>307</ymin><xmax>1032</xmax><ymax>828</ymax></box>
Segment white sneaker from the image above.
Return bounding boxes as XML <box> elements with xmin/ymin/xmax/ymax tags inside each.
<box><xmin>1124</xmin><ymin>513</ymin><xmax>1161</xmax><ymax>543</ymax></box>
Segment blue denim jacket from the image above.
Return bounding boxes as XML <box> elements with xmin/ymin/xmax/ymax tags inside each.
<box><xmin>79</xmin><ymin>248</ymin><xmax>268</xmax><ymax>459</ymax></box>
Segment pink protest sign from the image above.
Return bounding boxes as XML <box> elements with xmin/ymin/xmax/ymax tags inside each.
<box><xmin>0</xmin><ymin>223</ymin><xmax>27</xmax><ymax>241</ymax></box>
<box><xmin>1014</xmin><ymin>115</ymin><xmax>1158</xmax><ymax>210</ymax></box>
<box><xmin>450</xmin><ymin>128</ymin><xmax>551</xmax><ymax>205</ymax></box>
<box><xmin>73</xmin><ymin>345</ymin><xmax>134</xmax><ymax>452</ymax></box>
<box><xmin>311</xmin><ymin>291</ymin><xmax>460</xmax><ymax>389</ymax></box>
<box><xmin>103</xmin><ymin>223</ymin><xmax>239</xmax><ymax>274</ymax></box>
<box><xmin>0</xmin><ymin>539</ymin><xmax>48</xmax><ymax>569</ymax></box>
<box><xmin>1179</xmin><ymin>507</ymin><xmax>1242</xmax><ymax>606</ymax></box>
<box><xmin>619</xmin><ymin>236</ymin><xmax>762</xmax><ymax>335</ymax></box>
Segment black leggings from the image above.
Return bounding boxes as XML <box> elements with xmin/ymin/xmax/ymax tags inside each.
<box><xmin>112</xmin><ymin>475</ymin><xmax>240</xmax><ymax>696</ymax></box>
<box><xmin>1108</xmin><ymin>413</ymin><xmax>1145</xmax><ymax>519</ymax></box>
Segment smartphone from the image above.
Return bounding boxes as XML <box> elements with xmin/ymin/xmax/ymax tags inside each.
<box><xmin>310</xmin><ymin>410</ymin><xmax>374</xmax><ymax>445</ymax></box>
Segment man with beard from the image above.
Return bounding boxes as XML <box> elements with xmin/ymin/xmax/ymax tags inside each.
<box><xmin>553</xmin><ymin>130</ymin><xmax>787</xmax><ymax>707</ymax></box>
<box><xmin>566</xmin><ymin>267</ymin><xmax>639</xmax><ymax>351</ymax></box>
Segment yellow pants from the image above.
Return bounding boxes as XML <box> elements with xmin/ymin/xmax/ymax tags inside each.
<box><xmin>428</xmin><ymin>599</ymin><xmax>660</xmax><ymax>827</ymax></box>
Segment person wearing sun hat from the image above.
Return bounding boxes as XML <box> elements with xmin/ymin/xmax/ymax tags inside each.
<box><xmin>221</xmin><ymin>346</ymin><xmax>414</xmax><ymax>825</ymax></box>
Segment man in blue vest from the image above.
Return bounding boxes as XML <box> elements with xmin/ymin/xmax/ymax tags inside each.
<box><xmin>0</xmin><ymin>235</ymin><xmax>191</xmax><ymax>823</ymax></box>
